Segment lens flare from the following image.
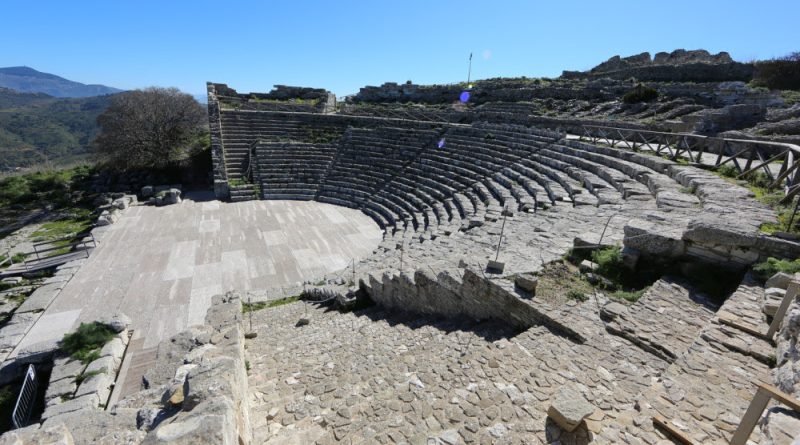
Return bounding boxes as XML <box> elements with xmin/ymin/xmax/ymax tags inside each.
<box><xmin>459</xmin><ymin>91</ymin><xmax>470</xmax><ymax>103</ymax></box>
<box><xmin>437</xmin><ymin>138</ymin><xmax>446</xmax><ymax>149</ymax></box>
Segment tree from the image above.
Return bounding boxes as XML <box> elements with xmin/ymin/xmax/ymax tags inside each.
<box><xmin>93</xmin><ymin>87</ymin><xmax>206</xmax><ymax>170</ymax></box>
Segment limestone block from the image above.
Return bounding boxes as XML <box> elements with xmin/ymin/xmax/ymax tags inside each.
<box><xmin>42</xmin><ymin>393</ymin><xmax>100</xmax><ymax>420</ymax></box>
<box><xmin>98</xmin><ymin>313</ymin><xmax>131</xmax><ymax>333</ymax></box>
<box><xmin>0</xmin><ymin>422</ymin><xmax>74</xmax><ymax>445</ymax></box>
<box><xmin>100</xmin><ymin>337</ymin><xmax>126</xmax><ymax>362</ymax></box>
<box><xmin>141</xmin><ymin>185</ymin><xmax>154</xmax><ymax>198</ymax></box>
<box><xmin>74</xmin><ymin>372</ymin><xmax>113</xmax><ymax>404</ymax></box>
<box><xmin>49</xmin><ymin>357</ymin><xmax>86</xmax><ymax>383</ymax></box>
<box><xmin>514</xmin><ymin>273</ymin><xmax>538</xmax><ymax>294</ymax></box>
<box><xmin>579</xmin><ymin>260</ymin><xmax>598</xmax><ymax>273</ymax></box>
<box><xmin>763</xmin><ymin>287</ymin><xmax>787</xmax><ymax>317</ymax></box>
<box><xmin>547</xmin><ymin>386</ymin><xmax>595</xmax><ymax>432</ymax></box>
<box><xmin>486</xmin><ymin>260</ymin><xmax>505</xmax><ymax>273</ymax></box>
<box><xmin>766</xmin><ymin>272</ymin><xmax>795</xmax><ymax>290</ymax></box>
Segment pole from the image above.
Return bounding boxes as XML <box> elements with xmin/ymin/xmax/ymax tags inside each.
<box><xmin>467</xmin><ymin>52</ymin><xmax>473</xmax><ymax>86</ymax></box>
<box><xmin>248</xmin><ymin>295</ymin><xmax>253</xmax><ymax>334</ymax></box>
<box><xmin>400</xmin><ymin>241</ymin><xmax>404</xmax><ymax>270</ymax></box>
<box><xmin>495</xmin><ymin>205</ymin><xmax>508</xmax><ymax>261</ymax></box>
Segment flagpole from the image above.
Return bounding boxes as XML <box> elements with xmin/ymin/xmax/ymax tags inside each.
<box><xmin>467</xmin><ymin>52</ymin><xmax>473</xmax><ymax>86</ymax></box>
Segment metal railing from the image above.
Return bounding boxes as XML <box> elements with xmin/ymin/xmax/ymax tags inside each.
<box><xmin>12</xmin><ymin>364</ymin><xmax>38</xmax><ymax>429</ymax></box>
<box><xmin>31</xmin><ymin>232</ymin><xmax>97</xmax><ymax>262</ymax></box>
<box><xmin>577</xmin><ymin>125</ymin><xmax>800</xmax><ymax>201</ymax></box>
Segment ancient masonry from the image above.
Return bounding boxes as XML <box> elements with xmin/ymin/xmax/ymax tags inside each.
<box><xmin>3</xmin><ymin>67</ymin><xmax>800</xmax><ymax>444</ymax></box>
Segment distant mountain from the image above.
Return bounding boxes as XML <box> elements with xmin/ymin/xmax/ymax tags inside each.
<box><xmin>0</xmin><ymin>66</ymin><xmax>123</xmax><ymax>98</ymax></box>
<box><xmin>0</xmin><ymin>87</ymin><xmax>114</xmax><ymax>169</ymax></box>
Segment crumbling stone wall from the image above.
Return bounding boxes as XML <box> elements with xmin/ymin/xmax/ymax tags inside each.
<box><xmin>0</xmin><ymin>293</ymin><xmax>251</xmax><ymax>445</ymax></box>
<box><xmin>562</xmin><ymin>49</ymin><xmax>755</xmax><ymax>83</ymax></box>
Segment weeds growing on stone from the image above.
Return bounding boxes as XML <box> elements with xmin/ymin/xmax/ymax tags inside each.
<box><xmin>242</xmin><ymin>295</ymin><xmax>302</xmax><ymax>313</ymax></box>
<box><xmin>74</xmin><ymin>369</ymin><xmax>104</xmax><ymax>386</ymax></box>
<box><xmin>566</xmin><ymin>290</ymin><xmax>588</xmax><ymax>302</ymax></box>
<box><xmin>752</xmin><ymin>257</ymin><xmax>800</xmax><ymax>283</ymax></box>
<box><xmin>60</xmin><ymin>322</ymin><xmax>116</xmax><ymax>364</ymax></box>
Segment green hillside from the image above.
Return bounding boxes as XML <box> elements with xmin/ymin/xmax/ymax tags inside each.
<box><xmin>0</xmin><ymin>88</ymin><xmax>113</xmax><ymax>169</ymax></box>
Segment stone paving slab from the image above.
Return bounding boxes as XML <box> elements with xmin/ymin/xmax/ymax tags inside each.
<box><xmin>602</xmin><ymin>277</ymin><xmax>717</xmax><ymax>362</ymax></box>
<box><xmin>11</xmin><ymin>196</ymin><xmax>383</xmax><ymax>360</ymax></box>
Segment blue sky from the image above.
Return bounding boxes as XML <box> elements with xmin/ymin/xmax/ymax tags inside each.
<box><xmin>2</xmin><ymin>0</ymin><xmax>798</xmax><ymax>97</ymax></box>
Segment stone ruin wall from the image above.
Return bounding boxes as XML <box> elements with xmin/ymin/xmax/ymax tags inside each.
<box><xmin>209</xmin><ymin>82</ymin><xmax>335</xmax><ymax>113</ymax></box>
<box><xmin>562</xmin><ymin>49</ymin><xmax>756</xmax><ymax>82</ymax></box>
<box><xmin>0</xmin><ymin>293</ymin><xmax>252</xmax><ymax>445</ymax></box>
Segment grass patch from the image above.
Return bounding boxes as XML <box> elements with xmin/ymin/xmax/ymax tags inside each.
<box><xmin>59</xmin><ymin>322</ymin><xmax>116</xmax><ymax>364</ymax></box>
<box><xmin>752</xmin><ymin>257</ymin><xmax>800</xmax><ymax>283</ymax></box>
<box><xmin>679</xmin><ymin>185</ymin><xmax>697</xmax><ymax>194</ymax></box>
<box><xmin>566</xmin><ymin>290</ymin><xmax>588</xmax><ymax>302</ymax></box>
<box><xmin>242</xmin><ymin>295</ymin><xmax>302</xmax><ymax>313</ymax></box>
<box><xmin>74</xmin><ymin>369</ymin><xmax>103</xmax><ymax>386</ymax></box>
<box><xmin>611</xmin><ymin>289</ymin><xmax>646</xmax><ymax>303</ymax></box>
<box><xmin>30</xmin><ymin>213</ymin><xmax>92</xmax><ymax>242</ymax></box>
<box><xmin>533</xmin><ymin>260</ymin><xmax>594</xmax><ymax>304</ymax></box>
<box><xmin>591</xmin><ymin>246</ymin><xmax>625</xmax><ymax>284</ymax></box>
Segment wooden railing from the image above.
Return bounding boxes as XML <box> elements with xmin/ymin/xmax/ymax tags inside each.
<box><xmin>577</xmin><ymin>125</ymin><xmax>800</xmax><ymax>201</ymax></box>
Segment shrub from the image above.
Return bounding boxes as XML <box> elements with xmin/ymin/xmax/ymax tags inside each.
<box><xmin>622</xmin><ymin>84</ymin><xmax>659</xmax><ymax>104</ymax></box>
<box><xmin>716</xmin><ymin>164</ymin><xmax>739</xmax><ymax>178</ymax></box>
<box><xmin>566</xmin><ymin>290</ymin><xmax>588</xmax><ymax>302</ymax></box>
<box><xmin>612</xmin><ymin>289</ymin><xmax>646</xmax><ymax>303</ymax></box>
<box><xmin>752</xmin><ymin>257</ymin><xmax>800</xmax><ymax>283</ymax></box>
<box><xmin>59</xmin><ymin>322</ymin><xmax>116</xmax><ymax>363</ymax></box>
<box><xmin>752</xmin><ymin>53</ymin><xmax>800</xmax><ymax>91</ymax></box>
<box><xmin>592</xmin><ymin>246</ymin><xmax>625</xmax><ymax>283</ymax></box>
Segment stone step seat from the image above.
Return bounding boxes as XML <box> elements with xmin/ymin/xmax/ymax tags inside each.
<box><xmin>359</xmin><ymin>205</ymin><xmax>391</xmax><ymax>230</ymax></box>
<box><xmin>362</xmin><ymin>200</ymin><xmax>400</xmax><ymax>229</ymax></box>
<box><xmin>537</xmin><ymin>145</ymin><xmax>655</xmax><ymax>200</ymax></box>
<box><xmin>493</xmin><ymin>171</ymin><xmax>537</xmax><ymax>211</ymax></box>
<box><xmin>515</xmin><ymin>157</ymin><xmax>587</xmax><ymax>204</ymax></box>
<box><xmin>451</xmin><ymin>193</ymin><xmax>473</xmax><ymax>217</ymax></box>
<box><xmin>375</xmin><ymin>191</ymin><xmax>424</xmax><ymax>231</ymax></box>
<box><xmin>316</xmin><ymin>189</ymin><xmax>370</xmax><ymax>208</ymax></box>
<box><xmin>316</xmin><ymin>195</ymin><xmax>360</xmax><ymax>210</ymax></box>
<box><xmin>526</xmin><ymin>153</ymin><xmax>616</xmax><ymax>204</ymax></box>
<box><xmin>414</xmin><ymin>158</ymin><xmax>481</xmax><ymax>190</ymax></box>
<box><xmin>562</xmin><ymin>140</ymin><xmax>709</xmax><ymax>212</ymax></box>
<box><xmin>527</xmin><ymin>150</ymin><xmax>618</xmax><ymax>197</ymax></box>
<box><xmin>439</xmin><ymin>135</ymin><xmax>521</xmax><ymax>165</ymax></box>
<box><xmin>432</xmin><ymin>149</ymin><xmax>498</xmax><ymax>178</ymax></box>
<box><xmin>387</xmin><ymin>173</ymin><xmax>450</xmax><ymax>204</ymax></box>
<box><xmin>320</xmin><ymin>177</ymin><xmax>378</xmax><ymax>195</ymax></box>
<box><xmin>601</xmin><ymin>277</ymin><xmax>718</xmax><ymax>363</ymax></box>
<box><xmin>260</xmin><ymin>193</ymin><xmax>315</xmax><ymax>201</ymax></box>
<box><xmin>506</xmin><ymin>162</ymin><xmax>568</xmax><ymax>204</ymax></box>
<box><xmin>324</xmin><ymin>169</ymin><xmax>390</xmax><ymax>188</ymax></box>
<box><xmin>370</xmin><ymin>194</ymin><xmax>416</xmax><ymax>228</ymax></box>
<box><xmin>482</xmin><ymin>176</ymin><xmax>517</xmax><ymax>209</ymax></box>
<box><xmin>261</xmin><ymin>184</ymin><xmax>318</xmax><ymax>193</ymax></box>
<box><xmin>388</xmin><ymin>180</ymin><xmax>437</xmax><ymax>211</ymax></box>
<box><xmin>500</xmin><ymin>167</ymin><xmax>548</xmax><ymax>207</ymax></box>
<box><xmin>381</xmin><ymin>184</ymin><xmax>427</xmax><ymax>216</ymax></box>
<box><xmin>419</xmin><ymin>153</ymin><xmax>495</xmax><ymax>185</ymax></box>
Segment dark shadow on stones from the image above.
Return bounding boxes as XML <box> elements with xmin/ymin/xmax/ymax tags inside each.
<box><xmin>344</xmin><ymin>305</ymin><xmax>523</xmax><ymax>342</ymax></box>
<box><xmin>183</xmin><ymin>190</ymin><xmax>216</xmax><ymax>203</ymax></box>
<box><xmin>544</xmin><ymin>417</ymin><xmax>593</xmax><ymax>445</ymax></box>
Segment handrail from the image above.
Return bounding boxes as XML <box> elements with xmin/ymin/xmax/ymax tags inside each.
<box><xmin>12</xmin><ymin>364</ymin><xmax>38</xmax><ymax>429</ymax></box>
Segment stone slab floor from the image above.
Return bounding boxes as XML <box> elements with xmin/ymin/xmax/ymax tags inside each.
<box><xmin>246</xmin><ymin>301</ymin><xmax>679</xmax><ymax>445</ymax></box>
<box><xmin>10</xmin><ymin>194</ymin><xmax>383</xmax><ymax>391</ymax></box>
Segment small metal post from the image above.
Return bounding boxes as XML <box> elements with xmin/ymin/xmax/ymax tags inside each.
<box><xmin>352</xmin><ymin>258</ymin><xmax>356</xmax><ymax>285</ymax></box>
<box><xmin>399</xmin><ymin>241</ymin><xmax>404</xmax><ymax>270</ymax></box>
<box><xmin>495</xmin><ymin>205</ymin><xmax>508</xmax><ymax>262</ymax></box>
<box><xmin>786</xmin><ymin>198</ymin><xmax>799</xmax><ymax>232</ymax></box>
<box><xmin>248</xmin><ymin>295</ymin><xmax>253</xmax><ymax>333</ymax></box>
